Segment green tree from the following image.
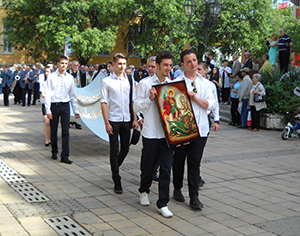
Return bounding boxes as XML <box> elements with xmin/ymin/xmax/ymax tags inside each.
<box><xmin>2</xmin><ymin>0</ymin><xmax>128</xmax><ymax>64</ymax></box>
<box><xmin>126</xmin><ymin>0</ymin><xmax>189</xmax><ymax>63</ymax></box>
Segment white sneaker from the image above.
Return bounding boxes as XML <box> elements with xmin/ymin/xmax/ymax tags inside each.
<box><xmin>158</xmin><ymin>206</ymin><xmax>173</xmax><ymax>218</ymax></box>
<box><xmin>139</xmin><ymin>192</ymin><xmax>150</xmax><ymax>206</ymax></box>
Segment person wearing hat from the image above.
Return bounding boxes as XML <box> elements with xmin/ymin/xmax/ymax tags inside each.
<box><xmin>237</xmin><ymin>67</ymin><xmax>253</xmax><ymax>129</ymax></box>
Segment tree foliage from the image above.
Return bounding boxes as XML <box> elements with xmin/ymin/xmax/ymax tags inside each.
<box><xmin>2</xmin><ymin>0</ymin><xmax>130</xmax><ymax>64</ymax></box>
<box><xmin>1</xmin><ymin>0</ymin><xmax>299</xmax><ymax>64</ymax></box>
<box><xmin>125</xmin><ymin>0</ymin><xmax>189</xmax><ymax>63</ymax></box>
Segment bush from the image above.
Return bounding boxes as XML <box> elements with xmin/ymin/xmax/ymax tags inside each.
<box><xmin>260</xmin><ymin>66</ymin><xmax>300</xmax><ymax>116</ymax></box>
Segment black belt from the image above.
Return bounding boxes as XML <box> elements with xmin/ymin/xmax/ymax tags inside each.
<box><xmin>52</xmin><ymin>102</ymin><xmax>69</xmax><ymax>106</ymax></box>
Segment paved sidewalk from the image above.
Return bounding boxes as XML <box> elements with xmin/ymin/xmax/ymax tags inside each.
<box><xmin>0</xmin><ymin>96</ymin><xmax>300</xmax><ymax>236</ymax></box>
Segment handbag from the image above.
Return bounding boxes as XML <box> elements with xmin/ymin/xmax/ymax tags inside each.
<box><xmin>253</xmin><ymin>84</ymin><xmax>266</xmax><ymax>102</ymax></box>
<box><xmin>253</xmin><ymin>94</ymin><xmax>266</xmax><ymax>102</ymax></box>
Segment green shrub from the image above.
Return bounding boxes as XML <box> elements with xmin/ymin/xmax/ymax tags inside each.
<box><xmin>260</xmin><ymin>66</ymin><xmax>300</xmax><ymax>116</ymax></box>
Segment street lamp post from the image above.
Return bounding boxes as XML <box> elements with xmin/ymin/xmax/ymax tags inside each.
<box><xmin>184</xmin><ymin>0</ymin><xmax>223</xmax><ymax>60</ymax></box>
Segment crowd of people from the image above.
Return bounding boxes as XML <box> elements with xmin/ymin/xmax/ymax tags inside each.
<box><xmin>0</xmin><ymin>28</ymin><xmax>292</xmax><ymax>218</ymax></box>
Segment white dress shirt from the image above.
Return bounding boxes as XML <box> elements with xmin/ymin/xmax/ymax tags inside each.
<box><xmin>219</xmin><ymin>66</ymin><xmax>232</xmax><ymax>88</ymax></box>
<box><xmin>175</xmin><ymin>72</ymin><xmax>217</xmax><ymax>137</ymax></box>
<box><xmin>44</xmin><ymin>70</ymin><xmax>79</xmax><ymax>115</ymax></box>
<box><xmin>39</xmin><ymin>74</ymin><xmax>46</xmax><ymax>104</ymax></box>
<box><xmin>133</xmin><ymin>74</ymin><xmax>172</xmax><ymax>139</ymax></box>
<box><xmin>100</xmin><ymin>72</ymin><xmax>136</xmax><ymax>122</ymax></box>
<box><xmin>207</xmin><ymin>80</ymin><xmax>220</xmax><ymax>121</ymax></box>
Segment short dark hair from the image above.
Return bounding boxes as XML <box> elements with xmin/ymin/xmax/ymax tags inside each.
<box><xmin>180</xmin><ymin>49</ymin><xmax>196</xmax><ymax>63</ymax></box>
<box><xmin>113</xmin><ymin>52</ymin><xmax>127</xmax><ymax>62</ymax></box>
<box><xmin>263</xmin><ymin>54</ymin><xmax>269</xmax><ymax>60</ymax></box>
<box><xmin>156</xmin><ymin>50</ymin><xmax>174</xmax><ymax>65</ymax></box>
<box><xmin>108</xmin><ymin>60</ymin><xmax>113</xmax><ymax>66</ymax></box>
<box><xmin>198</xmin><ymin>61</ymin><xmax>209</xmax><ymax>70</ymax></box>
<box><xmin>237</xmin><ymin>71</ymin><xmax>243</xmax><ymax>79</ymax></box>
<box><xmin>223</xmin><ymin>59</ymin><xmax>228</xmax><ymax>63</ymax></box>
<box><xmin>58</xmin><ymin>55</ymin><xmax>69</xmax><ymax>62</ymax></box>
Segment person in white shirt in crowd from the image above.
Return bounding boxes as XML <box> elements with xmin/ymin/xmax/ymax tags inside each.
<box><xmin>45</xmin><ymin>56</ymin><xmax>80</xmax><ymax>164</ymax></box>
<box><xmin>173</xmin><ymin>65</ymin><xmax>182</xmax><ymax>79</ymax></box>
<box><xmin>39</xmin><ymin>66</ymin><xmax>52</xmax><ymax>146</ymax></box>
<box><xmin>219</xmin><ymin>60</ymin><xmax>232</xmax><ymax>105</ymax></box>
<box><xmin>101</xmin><ymin>53</ymin><xmax>138</xmax><ymax>194</ymax></box>
<box><xmin>208</xmin><ymin>54</ymin><xmax>216</xmax><ymax>70</ymax></box>
<box><xmin>133</xmin><ymin>50</ymin><xmax>175</xmax><ymax>218</ymax></box>
<box><xmin>172</xmin><ymin>49</ymin><xmax>217</xmax><ymax>210</ymax></box>
<box><xmin>196</xmin><ymin>61</ymin><xmax>219</xmax><ymax>188</ymax></box>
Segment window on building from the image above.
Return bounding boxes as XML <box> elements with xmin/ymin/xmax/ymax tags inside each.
<box><xmin>96</xmin><ymin>50</ymin><xmax>110</xmax><ymax>56</ymax></box>
<box><xmin>127</xmin><ymin>25</ymin><xmax>141</xmax><ymax>57</ymax></box>
<box><xmin>128</xmin><ymin>41</ymin><xmax>139</xmax><ymax>57</ymax></box>
<box><xmin>2</xmin><ymin>23</ymin><xmax>14</xmax><ymax>54</ymax></box>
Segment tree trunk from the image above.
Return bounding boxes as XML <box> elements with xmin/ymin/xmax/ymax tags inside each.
<box><xmin>76</xmin><ymin>55</ymin><xmax>91</xmax><ymax>65</ymax></box>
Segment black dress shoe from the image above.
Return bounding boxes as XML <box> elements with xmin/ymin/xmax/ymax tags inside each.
<box><xmin>114</xmin><ymin>180</ymin><xmax>123</xmax><ymax>194</ymax></box>
<box><xmin>51</xmin><ymin>154</ymin><xmax>58</xmax><ymax>160</ymax></box>
<box><xmin>152</xmin><ymin>172</ymin><xmax>159</xmax><ymax>182</ymax></box>
<box><xmin>75</xmin><ymin>123</ymin><xmax>82</xmax><ymax>130</ymax></box>
<box><xmin>61</xmin><ymin>159</ymin><xmax>73</xmax><ymax>164</ymax></box>
<box><xmin>190</xmin><ymin>197</ymin><xmax>204</xmax><ymax>210</ymax></box>
<box><xmin>173</xmin><ymin>189</ymin><xmax>185</xmax><ymax>202</ymax></box>
<box><xmin>198</xmin><ymin>177</ymin><xmax>205</xmax><ymax>188</ymax></box>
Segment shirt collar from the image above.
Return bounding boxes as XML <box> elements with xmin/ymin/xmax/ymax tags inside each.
<box><xmin>152</xmin><ymin>73</ymin><xmax>171</xmax><ymax>84</ymax></box>
<box><xmin>111</xmin><ymin>71</ymin><xmax>127</xmax><ymax>80</ymax></box>
<box><xmin>56</xmin><ymin>69</ymin><xmax>66</xmax><ymax>77</ymax></box>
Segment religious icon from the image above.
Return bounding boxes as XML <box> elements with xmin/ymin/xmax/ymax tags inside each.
<box><xmin>154</xmin><ymin>81</ymin><xmax>200</xmax><ymax>147</ymax></box>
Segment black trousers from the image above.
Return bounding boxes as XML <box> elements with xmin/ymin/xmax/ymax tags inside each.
<box><xmin>21</xmin><ymin>84</ymin><xmax>32</xmax><ymax>106</ymax></box>
<box><xmin>250</xmin><ymin>106</ymin><xmax>260</xmax><ymax>129</ymax></box>
<box><xmin>32</xmin><ymin>82</ymin><xmax>40</xmax><ymax>104</ymax></box>
<box><xmin>108</xmin><ymin>121</ymin><xmax>131</xmax><ymax>181</ymax></box>
<box><xmin>231</xmin><ymin>97</ymin><xmax>241</xmax><ymax>124</ymax></box>
<box><xmin>2</xmin><ymin>85</ymin><xmax>10</xmax><ymax>106</ymax></box>
<box><xmin>50</xmin><ymin>102</ymin><xmax>70</xmax><ymax>160</ymax></box>
<box><xmin>279</xmin><ymin>50</ymin><xmax>290</xmax><ymax>73</ymax></box>
<box><xmin>139</xmin><ymin>137</ymin><xmax>173</xmax><ymax>208</ymax></box>
<box><xmin>173</xmin><ymin>137</ymin><xmax>207</xmax><ymax>198</ymax></box>
<box><xmin>13</xmin><ymin>82</ymin><xmax>21</xmax><ymax>104</ymax></box>
<box><xmin>221</xmin><ymin>87</ymin><xmax>230</xmax><ymax>103</ymax></box>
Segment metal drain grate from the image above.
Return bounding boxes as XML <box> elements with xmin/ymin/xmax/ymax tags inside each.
<box><xmin>44</xmin><ymin>216</ymin><xmax>91</xmax><ymax>236</ymax></box>
<box><xmin>10</xmin><ymin>183</ymin><xmax>49</xmax><ymax>203</ymax></box>
<box><xmin>120</xmin><ymin>162</ymin><xmax>140</xmax><ymax>170</ymax></box>
<box><xmin>0</xmin><ymin>160</ymin><xmax>28</xmax><ymax>184</ymax></box>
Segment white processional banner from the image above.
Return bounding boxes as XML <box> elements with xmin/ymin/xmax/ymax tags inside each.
<box><xmin>70</xmin><ymin>72</ymin><xmax>109</xmax><ymax>142</ymax></box>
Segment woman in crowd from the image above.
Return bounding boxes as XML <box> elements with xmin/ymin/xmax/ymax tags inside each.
<box><xmin>266</xmin><ymin>33</ymin><xmax>278</xmax><ymax>69</ymax></box>
<box><xmin>39</xmin><ymin>66</ymin><xmax>51</xmax><ymax>146</ymax></box>
<box><xmin>209</xmin><ymin>67</ymin><xmax>221</xmax><ymax>103</ymax></box>
<box><xmin>229</xmin><ymin>72</ymin><xmax>243</xmax><ymax>126</ymax></box>
<box><xmin>249</xmin><ymin>73</ymin><xmax>267</xmax><ymax>131</ymax></box>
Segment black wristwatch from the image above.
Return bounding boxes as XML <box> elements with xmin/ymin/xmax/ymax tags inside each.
<box><xmin>214</xmin><ymin>121</ymin><xmax>220</xmax><ymax>124</ymax></box>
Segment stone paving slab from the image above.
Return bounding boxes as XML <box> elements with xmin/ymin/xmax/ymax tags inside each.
<box><xmin>0</xmin><ymin>96</ymin><xmax>300</xmax><ymax>235</ymax></box>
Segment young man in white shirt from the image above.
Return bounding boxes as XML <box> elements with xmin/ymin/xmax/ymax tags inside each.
<box><xmin>45</xmin><ymin>56</ymin><xmax>80</xmax><ymax>164</ymax></box>
<box><xmin>133</xmin><ymin>51</ymin><xmax>174</xmax><ymax>218</ymax></box>
<box><xmin>173</xmin><ymin>49</ymin><xmax>217</xmax><ymax>210</ymax></box>
<box><xmin>100</xmin><ymin>53</ymin><xmax>138</xmax><ymax>194</ymax></box>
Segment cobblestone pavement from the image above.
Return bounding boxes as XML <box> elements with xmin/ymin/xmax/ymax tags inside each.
<box><xmin>0</xmin><ymin>96</ymin><xmax>300</xmax><ymax>236</ymax></box>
